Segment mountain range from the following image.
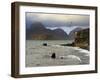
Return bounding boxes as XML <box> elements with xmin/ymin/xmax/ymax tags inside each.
<box><xmin>26</xmin><ymin>22</ymin><xmax>87</xmax><ymax>40</ymax></box>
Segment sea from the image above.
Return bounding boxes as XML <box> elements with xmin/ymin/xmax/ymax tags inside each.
<box><xmin>25</xmin><ymin>40</ymin><xmax>89</xmax><ymax>67</ymax></box>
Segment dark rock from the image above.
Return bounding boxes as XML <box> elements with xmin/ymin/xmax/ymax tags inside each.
<box><xmin>43</xmin><ymin>43</ymin><xmax>47</xmax><ymax>46</ymax></box>
<box><xmin>51</xmin><ymin>53</ymin><xmax>56</xmax><ymax>59</ymax></box>
<box><xmin>60</xmin><ymin>42</ymin><xmax>75</xmax><ymax>46</ymax></box>
<box><xmin>60</xmin><ymin>57</ymin><xmax>64</xmax><ymax>59</ymax></box>
<box><xmin>74</xmin><ymin>28</ymin><xmax>89</xmax><ymax>50</ymax></box>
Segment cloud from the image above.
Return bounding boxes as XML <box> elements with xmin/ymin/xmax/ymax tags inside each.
<box><xmin>26</xmin><ymin>12</ymin><xmax>90</xmax><ymax>28</ymax></box>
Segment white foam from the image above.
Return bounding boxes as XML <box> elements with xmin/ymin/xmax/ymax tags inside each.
<box><xmin>74</xmin><ymin>47</ymin><xmax>89</xmax><ymax>54</ymax></box>
<box><xmin>50</xmin><ymin>44</ymin><xmax>64</xmax><ymax>48</ymax></box>
<box><xmin>66</xmin><ymin>55</ymin><xmax>82</xmax><ymax>62</ymax></box>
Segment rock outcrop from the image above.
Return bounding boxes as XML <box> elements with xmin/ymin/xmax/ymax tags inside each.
<box><xmin>74</xmin><ymin>28</ymin><xmax>89</xmax><ymax>50</ymax></box>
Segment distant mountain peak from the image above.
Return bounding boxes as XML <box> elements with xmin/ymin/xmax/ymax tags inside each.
<box><xmin>26</xmin><ymin>22</ymin><xmax>68</xmax><ymax>40</ymax></box>
<box><xmin>53</xmin><ymin>28</ymin><xmax>66</xmax><ymax>32</ymax></box>
<box><xmin>31</xmin><ymin>21</ymin><xmax>45</xmax><ymax>29</ymax></box>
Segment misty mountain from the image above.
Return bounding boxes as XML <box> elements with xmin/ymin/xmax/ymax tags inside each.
<box><xmin>53</xmin><ymin>28</ymin><xmax>68</xmax><ymax>40</ymax></box>
<box><xmin>26</xmin><ymin>22</ymin><xmax>68</xmax><ymax>40</ymax></box>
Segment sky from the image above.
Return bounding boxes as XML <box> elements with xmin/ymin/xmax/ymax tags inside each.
<box><xmin>26</xmin><ymin>12</ymin><xmax>89</xmax><ymax>34</ymax></box>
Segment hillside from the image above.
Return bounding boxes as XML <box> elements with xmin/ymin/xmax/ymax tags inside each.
<box><xmin>26</xmin><ymin>22</ymin><xmax>68</xmax><ymax>40</ymax></box>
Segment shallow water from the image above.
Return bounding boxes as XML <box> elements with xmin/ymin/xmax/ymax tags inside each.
<box><xmin>26</xmin><ymin>40</ymin><xmax>89</xmax><ymax>67</ymax></box>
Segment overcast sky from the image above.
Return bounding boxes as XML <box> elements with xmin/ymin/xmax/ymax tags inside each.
<box><xmin>26</xmin><ymin>12</ymin><xmax>89</xmax><ymax>34</ymax></box>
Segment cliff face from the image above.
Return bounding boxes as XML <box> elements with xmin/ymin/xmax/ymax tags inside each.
<box><xmin>74</xmin><ymin>28</ymin><xmax>89</xmax><ymax>50</ymax></box>
<box><xmin>68</xmin><ymin>28</ymin><xmax>82</xmax><ymax>40</ymax></box>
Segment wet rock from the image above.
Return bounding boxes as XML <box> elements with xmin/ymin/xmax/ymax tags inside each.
<box><xmin>51</xmin><ymin>53</ymin><xmax>56</xmax><ymax>59</ymax></box>
<box><xmin>43</xmin><ymin>43</ymin><xmax>47</xmax><ymax>46</ymax></box>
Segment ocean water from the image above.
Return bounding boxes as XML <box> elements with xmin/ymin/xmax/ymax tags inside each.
<box><xmin>26</xmin><ymin>40</ymin><xmax>73</xmax><ymax>47</ymax></box>
<box><xmin>26</xmin><ymin>40</ymin><xmax>89</xmax><ymax>67</ymax></box>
